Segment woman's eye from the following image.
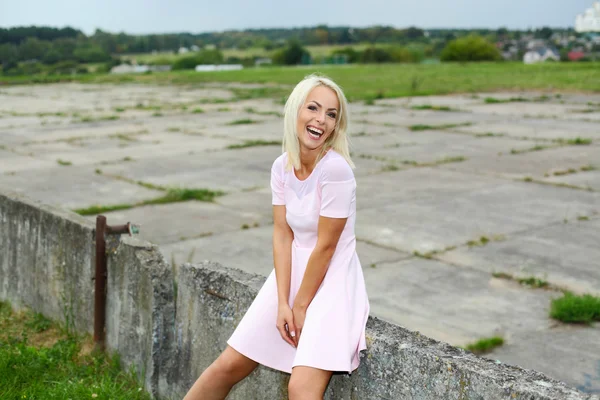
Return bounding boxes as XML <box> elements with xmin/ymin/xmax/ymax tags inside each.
<box><xmin>328</xmin><ymin>113</ymin><xmax>337</xmax><ymax>118</ymax></box>
<box><xmin>308</xmin><ymin>105</ymin><xmax>317</xmax><ymax>111</ymax></box>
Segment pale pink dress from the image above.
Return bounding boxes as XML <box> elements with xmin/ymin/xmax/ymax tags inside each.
<box><xmin>227</xmin><ymin>149</ymin><xmax>370</xmax><ymax>373</ymax></box>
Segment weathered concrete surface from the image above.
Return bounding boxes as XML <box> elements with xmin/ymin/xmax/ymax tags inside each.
<box><xmin>0</xmin><ymin>189</ymin><xmax>174</xmax><ymax>397</ymax></box>
<box><xmin>437</xmin><ymin>217</ymin><xmax>600</xmax><ymax>296</ymax></box>
<box><xmin>171</xmin><ymin>261</ymin><xmax>598</xmax><ymax>400</ymax></box>
<box><xmin>1</xmin><ymin>187</ymin><xmax>598</xmax><ymax>399</ymax></box>
<box><xmin>105</xmin><ymin>236</ymin><xmax>175</xmax><ymax>398</ymax></box>
<box><xmin>0</xmin><ymin>190</ymin><xmax>95</xmax><ymax>332</ymax></box>
<box><xmin>2</xmin><ymin>83</ymin><xmax>600</xmax><ymax>393</ymax></box>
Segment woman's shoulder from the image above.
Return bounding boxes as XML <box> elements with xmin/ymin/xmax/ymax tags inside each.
<box><xmin>271</xmin><ymin>152</ymin><xmax>288</xmax><ymax>172</ymax></box>
<box><xmin>320</xmin><ymin>150</ymin><xmax>354</xmax><ymax>182</ymax></box>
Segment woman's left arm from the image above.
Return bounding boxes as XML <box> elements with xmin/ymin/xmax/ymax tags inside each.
<box><xmin>292</xmin><ymin>156</ymin><xmax>356</xmax><ymax>341</ymax></box>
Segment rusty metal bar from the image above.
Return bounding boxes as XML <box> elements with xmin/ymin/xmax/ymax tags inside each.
<box><xmin>94</xmin><ymin>217</ymin><xmax>139</xmax><ymax>352</ymax></box>
<box><xmin>94</xmin><ymin>215</ymin><xmax>107</xmax><ymax>351</ymax></box>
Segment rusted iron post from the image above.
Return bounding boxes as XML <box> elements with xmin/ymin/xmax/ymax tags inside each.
<box><xmin>94</xmin><ymin>215</ymin><xmax>107</xmax><ymax>351</ymax></box>
<box><xmin>94</xmin><ymin>216</ymin><xmax>139</xmax><ymax>351</ymax></box>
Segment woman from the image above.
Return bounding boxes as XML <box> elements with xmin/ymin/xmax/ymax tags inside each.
<box><xmin>184</xmin><ymin>74</ymin><xmax>370</xmax><ymax>400</ymax></box>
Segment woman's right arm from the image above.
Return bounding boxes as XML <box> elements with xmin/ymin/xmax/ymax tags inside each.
<box><xmin>273</xmin><ymin>205</ymin><xmax>293</xmax><ymax>305</ymax></box>
<box><xmin>272</xmin><ymin>205</ymin><xmax>296</xmax><ymax>346</ymax></box>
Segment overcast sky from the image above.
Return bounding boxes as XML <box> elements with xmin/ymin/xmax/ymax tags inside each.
<box><xmin>0</xmin><ymin>0</ymin><xmax>595</xmax><ymax>35</ymax></box>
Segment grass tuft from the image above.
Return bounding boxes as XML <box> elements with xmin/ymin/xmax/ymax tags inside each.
<box><xmin>409</xmin><ymin>122</ymin><xmax>472</xmax><ymax>131</ymax></box>
<box><xmin>228</xmin><ymin>118</ymin><xmax>259</xmax><ymax>125</ymax></box>
<box><xmin>464</xmin><ymin>336</ymin><xmax>504</xmax><ymax>354</ymax></box>
<box><xmin>57</xmin><ymin>159</ymin><xmax>72</xmax><ymax>166</ymax></box>
<box><xmin>550</xmin><ymin>292</ymin><xmax>600</xmax><ymax>324</ymax></box>
<box><xmin>410</xmin><ymin>105</ymin><xmax>456</xmax><ymax>112</ymax></box>
<box><xmin>227</xmin><ymin>140</ymin><xmax>281</xmax><ymax>149</ymax></box>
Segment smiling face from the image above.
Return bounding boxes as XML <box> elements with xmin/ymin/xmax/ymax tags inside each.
<box><xmin>296</xmin><ymin>85</ymin><xmax>340</xmax><ymax>153</ymax></box>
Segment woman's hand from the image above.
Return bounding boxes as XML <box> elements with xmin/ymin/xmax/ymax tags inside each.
<box><xmin>276</xmin><ymin>304</ymin><xmax>297</xmax><ymax>347</ymax></box>
<box><xmin>292</xmin><ymin>304</ymin><xmax>306</xmax><ymax>345</ymax></box>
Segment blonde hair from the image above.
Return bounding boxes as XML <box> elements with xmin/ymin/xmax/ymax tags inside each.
<box><xmin>282</xmin><ymin>73</ymin><xmax>354</xmax><ymax>171</ymax></box>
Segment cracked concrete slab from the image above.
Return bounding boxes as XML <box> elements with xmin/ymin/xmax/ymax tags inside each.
<box><xmin>2</xmin><ymin>84</ymin><xmax>599</xmax><ymax>391</ymax></box>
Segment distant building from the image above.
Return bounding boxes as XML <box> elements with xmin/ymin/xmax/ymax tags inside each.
<box><xmin>568</xmin><ymin>51</ymin><xmax>586</xmax><ymax>61</ymax></box>
<box><xmin>576</xmin><ymin>1</ymin><xmax>600</xmax><ymax>32</ymax></box>
<box><xmin>110</xmin><ymin>64</ymin><xmax>172</xmax><ymax>74</ymax></box>
<box><xmin>254</xmin><ymin>58</ymin><xmax>272</xmax><ymax>66</ymax></box>
<box><xmin>523</xmin><ymin>47</ymin><xmax>560</xmax><ymax>64</ymax></box>
<box><xmin>178</xmin><ymin>47</ymin><xmax>190</xmax><ymax>54</ymax></box>
<box><xmin>194</xmin><ymin>64</ymin><xmax>243</xmax><ymax>72</ymax></box>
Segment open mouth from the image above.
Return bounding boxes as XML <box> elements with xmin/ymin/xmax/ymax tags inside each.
<box><xmin>307</xmin><ymin>126</ymin><xmax>324</xmax><ymax>140</ymax></box>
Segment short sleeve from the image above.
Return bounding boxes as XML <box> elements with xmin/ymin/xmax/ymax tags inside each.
<box><xmin>271</xmin><ymin>155</ymin><xmax>285</xmax><ymax>205</ymax></box>
<box><xmin>319</xmin><ymin>157</ymin><xmax>356</xmax><ymax>218</ymax></box>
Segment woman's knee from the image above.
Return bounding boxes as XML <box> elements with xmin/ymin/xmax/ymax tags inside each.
<box><xmin>210</xmin><ymin>346</ymin><xmax>257</xmax><ymax>384</ymax></box>
<box><xmin>288</xmin><ymin>367</ymin><xmax>331</xmax><ymax>400</ymax></box>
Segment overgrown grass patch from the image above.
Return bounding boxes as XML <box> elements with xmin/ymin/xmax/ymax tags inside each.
<box><xmin>0</xmin><ymin>301</ymin><xmax>150</xmax><ymax>400</ymax></box>
<box><xmin>492</xmin><ymin>272</ymin><xmax>550</xmax><ymax>289</ymax></box>
<box><xmin>475</xmin><ymin>132</ymin><xmax>504</xmax><ymax>137</ymax></box>
<box><xmin>244</xmin><ymin>107</ymin><xmax>283</xmax><ymax>117</ymax></box>
<box><xmin>409</xmin><ymin>122</ymin><xmax>472</xmax><ymax>131</ymax></box>
<box><xmin>510</xmin><ymin>145</ymin><xmax>552</xmax><ymax>154</ymax></box>
<box><xmin>550</xmin><ymin>292</ymin><xmax>600</xmax><ymax>324</ymax></box>
<box><xmin>74</xmin><ymin>184</ymin><xmax>225</xmax><ymax>215</ymax></box>
<box><xmin>463</xmin><ymin>336</ymin><xmax>504</xmax><ymax>354</ymax></box>
<box><xmin>553</xmin><ymin>137</ymin><xmax>592</xmax><ymax>146</ymax></box>
<box><xmin>227</xmin><ymin>140</ymin><xmax>281</xmax><ymax>149</ymax></box>
<box><xmin>484</xmin><ymin>97</ymin><xmax>529</xmax><ymax>104</ymax></box>
<box><xmin>410</xmin><ymin>104</ymin><xmax>457</xmax><ymax>112</ymax></box>
<box><xmin>227</xmin><ymin>118</ymin><xmax>259</xmax><ymax>125</ymax></box>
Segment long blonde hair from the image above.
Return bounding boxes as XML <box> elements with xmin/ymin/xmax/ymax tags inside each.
<box><xmin>282</xmin><ymin>74</ymin><xmax>354</xmax><ymax>171</ymax></box>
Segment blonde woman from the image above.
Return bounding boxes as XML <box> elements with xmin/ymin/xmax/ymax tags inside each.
<box><xmin>184</xmin><ymin>74</ymin><xmax>370</xmax><ymax>400</ymax></box>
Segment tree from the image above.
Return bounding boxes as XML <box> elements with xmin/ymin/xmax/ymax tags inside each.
<box><xmin>440</xmin><ymin>35</ymin><xmax>502</xmax><ymax>62</ymax></box>
<box><xmin>0</xmin><ymin>43</ymin><xmax>18</xmax><ymax>65</ymax></box>
<box><xmin>272</xmin><ymin>40</ymin><xmax>310</xmax><ymax>65</ymax></box>
<box><xmin>536</xmin><ymin>27</ymin><xmax>553</xmax><ymax>40</ymax></box>
<box><xmin>405</xmin><ymin>27</ymin><xmax>425</xmax><ymax>40</ymax></box>
<box><xmin>18</xmin><ymin>37</ymin><xmax>51</xmax><ymax>61</ymax></box>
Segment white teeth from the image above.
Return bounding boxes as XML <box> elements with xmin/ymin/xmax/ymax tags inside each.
<box><xmin>307</xmin><ymin>127</ymin><xmax>323</xmax><ymax>136</ymax></box>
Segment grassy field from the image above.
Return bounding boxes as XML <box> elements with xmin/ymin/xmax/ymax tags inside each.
<box><xmin>0</xmin><ymin>301</ymin><xmax>151</xmax><ymax>400</ymax></box>
<box><xmin>120</xmin><ymin>43</ymin><xmax>376</xmax><ymax>64</ymax></box>
<box><xmin>2</xmin><ymin>62</ymin><xmax>599</xmax><ymax>102</ymax></box>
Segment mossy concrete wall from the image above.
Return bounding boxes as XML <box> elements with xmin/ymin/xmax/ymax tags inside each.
<box><xmin>1</xmin><ymin>190</ymin><xmax>597</xmax><ymax>400</ymax></box>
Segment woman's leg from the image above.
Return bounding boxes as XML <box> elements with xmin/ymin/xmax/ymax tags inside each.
<box><xmin>183</xmin><ymin>345</ymin><xmax>258</xmax><ymax>400</ymax></box>
<box><xmin>288</xmin><ymin>366</ymin><xmax>333</xmax><ymax>400</ymax></box>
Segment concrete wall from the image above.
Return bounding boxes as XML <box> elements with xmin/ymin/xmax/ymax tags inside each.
<box><xmin>1</xmin><ymin>189</ymin><xmax>597</xmax><ymax>400</ymax></box>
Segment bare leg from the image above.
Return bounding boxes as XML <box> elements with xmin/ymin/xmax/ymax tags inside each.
<box><xmin>288</xmin><ymin>366</ymin><xmax>333</xmax><ymax>400</ymax></box>
<box><xmin>183</xmin><ymin>346</ymin><xmax>258</xmax><ymax>400</ymax></box>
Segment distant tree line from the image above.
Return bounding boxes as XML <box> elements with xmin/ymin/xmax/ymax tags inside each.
<box><xmin>0</xmin><ymin>24</ymin><xmax>583</xmax><ymax>75</ymax></box>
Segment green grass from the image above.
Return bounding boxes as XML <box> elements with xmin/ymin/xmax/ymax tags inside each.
<box><xmin>74</xmin><ymin>186</ymin><xmax>225</xmax><ymax>215</ymax></box>
<box><xmin>510</xmin><ymin>145</ymin><xmax>551</xmax><ymax>154</ymax></box>
<box><xmin>191</xmin><ymin>108</ymin><xmax>205</xmax><ymax>114</ymax></box>
<box><xmin>228</xmin><ymin>118</ymin><xmax>259</xmax><ymax>125</ymax></box>
<box><xmin>517</xmin><ymin>277</ymin><xmax>549</xmax><ymax>288</ymax></box>
<box><xmin>244</xmin><ymin>107</ymin><xmax>283</xmax><ymax>117</ymax></box>
<box><xmin>464</xmin><ymin>336</ymin><xmax>504</xmax><ymax>355</ymax></box>
<box><xmin>467</xmin><ymin>236</ymin><xmax>490</xmax><ymax>247</ymax></box>
<box><xmin>553</xmin><ymin>137</ymin><xmax>593</xmax><ymax>146</ymax></box>
<box><xmin>0</xmin><ymin>301</ymin><xmax>150</xmax><ymax>400</ymax></box>
<box><xmin>550</xmin><ymin>292</ymin><xmax>600</xmax><ymax>324</ymax></box>
<box><xmin>484</xmin><ymin>96</ymin><xmax>529</xmax><ymax>104</ymax></box>
<box><xmin>227</xmin><ymin>140</ymin><xmax>281</xmax><ymax>149</ymax></box>
<box><xmin>4</xmin><ymin>62</ymin><xmax>600</xmax><ymax>102</ymax></box>
<box><xmin>57</xmin><ymin>159</ymin><xmax>72</xmax><ymax>166</ymax></box>
<box><xmin>409</xmin><ymin>122</ymin><xmax>472</xmax><ymax>131</ymax></box>
<box><xmin>410</xmin><ymin>105</ymin><xmax>456</xmax><ymax>111</ymax></box>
